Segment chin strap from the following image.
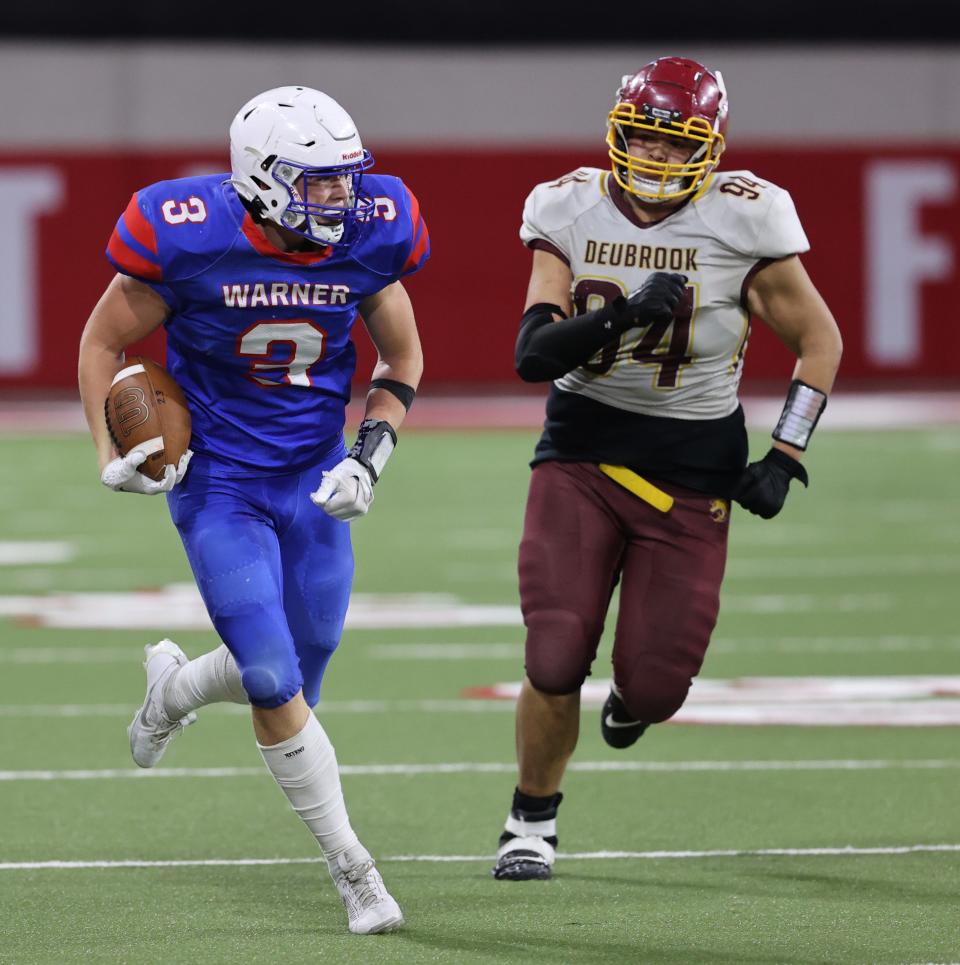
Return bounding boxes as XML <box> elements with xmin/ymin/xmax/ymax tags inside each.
<box><xmin>308</xmin><ymin>218</ymin><xmax>345</xmax><ymax>244</ymax></box>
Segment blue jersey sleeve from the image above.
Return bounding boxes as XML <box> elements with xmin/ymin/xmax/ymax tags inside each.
<box><xmin>106</xmin><ymin>175</ymin><xmax>238</xmax><ymax>308</ymax></box>
<box><xmin>105</xmin><ymin>188</ymin><xmax>181</xmax><ymax>307</ymax></box>
<box><xmin>106</xmin><ymin>192</ymin><xmax>165</xmax><ymax>284</ymax></box>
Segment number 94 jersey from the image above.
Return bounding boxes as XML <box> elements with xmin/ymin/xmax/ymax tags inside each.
<box><xmin>520</xmin><ymin>167</ymin><xmax>809</xmax><ymax>420</ymax></box>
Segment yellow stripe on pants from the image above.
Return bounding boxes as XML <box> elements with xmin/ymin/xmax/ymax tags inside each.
<box><xmin>598</xmin><ymin>464</ymin><xmax>675</xmax><ymax>513</ymax></box>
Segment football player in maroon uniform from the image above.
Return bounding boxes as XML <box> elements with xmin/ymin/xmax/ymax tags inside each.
<box><xmin>493</xmin><ymin>56</ymin><xmax>843</xmax><ymax>880</ymax></box>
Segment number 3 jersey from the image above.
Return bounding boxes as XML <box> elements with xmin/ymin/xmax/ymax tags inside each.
<box><xmin>520</xmin><ymin>167</ymin><xmax>809</xmax><ymax>495</ymax></box>
<box><xmin>106</xmin><ymin>173</ymin><xmax>429</xmax><ymax>476</ymax></box>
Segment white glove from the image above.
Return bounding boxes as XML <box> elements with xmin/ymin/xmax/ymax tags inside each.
<box><xmin>310</xmin><ymin>457</ymin><xmax>374</xmax><ymax>521</ymax></box>
<box><xmin>101</xmin><ymin>449</ymin><xmax>193</xmax><ymax>495</ymax></box>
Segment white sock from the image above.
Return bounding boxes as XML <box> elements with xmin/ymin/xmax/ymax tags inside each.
<box><xmin>258</xmin><ymin>714</ymin><xmax>360</xmax><ymax>862</ymax></box>
<box><xmin>163</xmin><ymin>644</ymin><xmax>247</xmax><ymax>720</ymax></box>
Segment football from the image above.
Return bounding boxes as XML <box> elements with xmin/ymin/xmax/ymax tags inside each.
<box><xmin>104</xmin><ymin>356</ymin><xmax>192</xmax><ymax>481</ymax></box>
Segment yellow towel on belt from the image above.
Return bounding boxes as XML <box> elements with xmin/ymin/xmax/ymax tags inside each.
<box><xmin>598</xmin><ymin>465</ymin><xmax>674</xmax><ymax>513</ymax></box>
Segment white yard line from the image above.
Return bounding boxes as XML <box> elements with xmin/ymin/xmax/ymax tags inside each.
<box><xmin>0</xmin><ymin>700</ymin><xmax>518</xmax><ymax>718</ymax></box>
<box><xmin>0</xmin><ymin>541</ymin><xmax>75</xmax><ymax>565</ymax></box>
<box><xmin>0</xmin><ymin>647</ymin><xmax>138</xmax><ymax>664</ymax></box>
<box><xmin>2</xmin><ymin>636</ymin><xmax>957</xmax><ymax>666</ymax></box>
<box><xmin>2</xmin><ymin>843</ymin><xmax>958</xmax><ymax>871</ymax></box>
<box><xmin>366</xmin><ymin>643</ymin><xmax>522</xmax><ymax>660</ymax></box>
<box><xmin>366</xmin><ymin>637</ymin><xmax>960</xmax><ymax>660</ymax></box>
<box><xmin>720</xmin><ymin>593</ymin><xmax>892</xmax><ymax>613</ymax></box>
<box><xmin>710</xmin><ymin>636</ymin><xmax>960</xmax><ymax>654</ymax></box>
<box><xmin>724</xmin><ymin>554</ymin><xmax>960</xmax><ymax>578</ymax></box>
<box><xmin>0</xmin><ymin>704</ymin><xmax>145</xmax><ymax>718</ymax></box>
<box><xmin>4</xmin><ymin>676</ymin><xmax>960</xmax><ymax>725</ymax></box>
<box><xmin>0</xmin><ymin>586</ymin><xmax>900</xmax><ymax>632</ymax></box>
<box><xmin>1</xmin><ymin>758</ymin><xmax>958</xmax><ymax>782</ymax></box>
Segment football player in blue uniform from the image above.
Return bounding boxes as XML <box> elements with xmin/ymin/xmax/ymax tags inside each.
<box><xmin>77</xmin><ymin>86</ymin><xmax>430</xmax><ymax>934</ymax></box>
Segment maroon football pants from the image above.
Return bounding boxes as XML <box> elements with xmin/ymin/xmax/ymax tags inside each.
<box><xmin>518</xmin><ymin>461</ymin><xmax>730</xmax><ymax>723</ymax></box>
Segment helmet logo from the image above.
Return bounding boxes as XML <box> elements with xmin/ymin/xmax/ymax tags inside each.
<box><xmin>643</xmin><ymin>105</ymin><xmax>683</xmax><ymax>123</ymax></box>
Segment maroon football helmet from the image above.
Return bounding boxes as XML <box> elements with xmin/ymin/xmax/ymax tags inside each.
<box><xmin>607</xmin><ymin>56</ymin><xmax>728</xmax><ymax>203</ymax></box>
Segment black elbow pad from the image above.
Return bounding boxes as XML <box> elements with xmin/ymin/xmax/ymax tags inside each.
<box><xmin>515</xmin><ymin>303</ymin><xmax>565</xmax><ymax>377</ymax></box>
<box><xmin>515</xmin><ymin>354</ymin><xmax>554</xmax><ymax>382</ymax></box>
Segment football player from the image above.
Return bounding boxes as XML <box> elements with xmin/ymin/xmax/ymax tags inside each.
<box><xmin>492</xmin><ymin>57</ymin><xmax>842</xmax><ymax>880</ymax></box>
<box><xmin>78</xmin><ymin>86</ymin><xmax>430</xmax><ymax>933</ymax></box>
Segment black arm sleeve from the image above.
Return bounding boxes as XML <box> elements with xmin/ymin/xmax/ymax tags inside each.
<box><xmin>514</xmin><ymin>300</ymin><xmax>630</xmax><ymax>383</ymax></box>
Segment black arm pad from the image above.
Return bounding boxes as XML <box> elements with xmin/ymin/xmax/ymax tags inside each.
<box><xmin>368</xmin><ymin>378</ymin><xmax>416</xmax><ymax>411</ymax></box>
<box><xmin>514</xmin><ymin>300</ymin><xmax>629</xmax><ymax>383</ymax></box>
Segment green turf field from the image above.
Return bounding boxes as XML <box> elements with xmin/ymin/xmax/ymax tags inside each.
<box><xmin>1</xmin><ymin>429</ymin><xmax>958</xmax><ymax>964</ymax></box>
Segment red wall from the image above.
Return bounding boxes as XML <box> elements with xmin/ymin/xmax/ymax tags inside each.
<box><xmin>2</xmin><ymin>146</ymin><xmax>959</xmax><ymax>390</ymax></box>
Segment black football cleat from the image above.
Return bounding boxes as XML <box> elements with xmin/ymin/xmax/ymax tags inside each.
<box><xmin>492</xmin><ymin>835</ymin><xmax>555</xmax><ymax>880</ymax></box>
<box><xmin>492</xmin><ymin>790</ymin><xmax>562</xmax><ymax>880</ymax></box>
<box><xmin>600</xmin><ymin>689</ymin><xmax>649</xmax><ymax>748</ymax></box>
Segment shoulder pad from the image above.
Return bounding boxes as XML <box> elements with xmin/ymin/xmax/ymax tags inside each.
<box><xmin>136</xmin><ymin>174</ymin><xmax>239</xmax><ymax>281</ymax></box>
<box><xmin>522</xmin><ymin>167</ymin><xmax>607</xmax><ymax>237</ymax></box>
<box><xmin>694</xmin><ymin>171</ymin><xmax>809</xmax><ymax>259</ymax></box>
<box><xmin>353</xmin><ymin>174</ymin><xmax>431</xmax><ymax>280</ymax></box>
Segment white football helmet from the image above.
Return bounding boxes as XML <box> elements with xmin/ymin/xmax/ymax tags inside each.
<box><xmin>229</xmin><ymin>86</ymin><xmax>375</xmax><ymax>246</ymax></box>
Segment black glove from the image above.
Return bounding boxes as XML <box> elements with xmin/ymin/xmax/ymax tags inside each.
<box><xmin>732</xmin><ymin>447</ymin><xmax>809</xmax><ymax>520</ymax></box>
<box><xmin>614</xmin><ymin>272</ymin><xmax>688</xmax><ymax>330</ymax></box>
<box><xmin>515</xmin><ymin>273</ymin><xmax>688</xmax><ymax>382</ymax></box>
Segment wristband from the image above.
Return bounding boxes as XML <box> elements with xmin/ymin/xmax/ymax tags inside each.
<box><xmin>772</xmin><ymin>379</ymin><xmax>827</xmax><ymax>451</ymax></box>
<box><xmin>368</xmin><ymin>378</ymin><xmax>416</xmax><ymax>412</ymax></box>
<box><xmin>348</xmin><ymin>418</ymin><xmax>397</xmax><ymax>483</ymax></box>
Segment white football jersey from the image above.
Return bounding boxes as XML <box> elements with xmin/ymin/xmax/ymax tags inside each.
<box><xmin>520</xmin><ymin>168</ymin><xmax>809</xmax><ymax>420</ymax></box>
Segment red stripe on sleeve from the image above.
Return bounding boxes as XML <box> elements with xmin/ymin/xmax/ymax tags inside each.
<box><xmin>122</xmin><ymin>193</ymin><xmax>159</xmax><ymax>255</ymax></box>
<box><xmin>403</xmin><ymin>185</ymin><xmax>421</xmax><ymax>237</ymax></box>
<box><xmin>402</xmin><ymin>218</ymin><xmax>430</xmax><ymax>274</ymax></box>
<box><xmin>108</xmin><ymin>231</ymin><xmax>163</xmax><ymax>281</ymax></box>
<box><xmin>528</xmin><ymin>238</ymin><xmax>570</xmax><ymax>267</ymax></box>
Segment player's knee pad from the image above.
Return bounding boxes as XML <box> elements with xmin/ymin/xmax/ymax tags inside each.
<box><xmin>524</xmin><ymin>608</ymin><xmax>597</xmax><ymax>695</ymax></box>
<box><xmin>239</xmin><ymin>663</ymin><xmax>302</xmax><ymax>708</ymax></box>
<box><xmin>209</xmin><ymin>605</ymin><xmax>303</xmax><ymax>708</ymax></box>
<box><xmin>619</xmin><ymin>662</ymin><xmax>693</xmax><ymax>723</ymax></box>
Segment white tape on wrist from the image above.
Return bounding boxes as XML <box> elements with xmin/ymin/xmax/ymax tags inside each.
<box><xmin>772</xmin><ymin>380</ymin><xmax>827</xmax><ymax>451</ymax></box>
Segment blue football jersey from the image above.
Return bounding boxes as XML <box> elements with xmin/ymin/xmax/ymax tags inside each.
<box><xmin>106</xmin><ymin>173</ymin><xmax>429</xmax><ymax>476</ymax></box>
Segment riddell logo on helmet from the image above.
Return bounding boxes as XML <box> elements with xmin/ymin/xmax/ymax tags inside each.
<box><xmin>341</xmin><ymin>150</ymin><xmax>363</xmax><ymax>160</ymax></box>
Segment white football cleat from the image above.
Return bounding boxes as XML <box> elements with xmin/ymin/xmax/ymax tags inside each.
<box><xmin>127</xmin><ymin>639</ymin><xmax>196</xmax><ymax>768</ymax></box>
<box><xmin>328</xmin><ymin>845</ymin><xmax>404</xmax><ymax>934</ymax></box>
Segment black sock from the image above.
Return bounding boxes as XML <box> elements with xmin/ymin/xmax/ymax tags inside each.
<box><xmin>499</xmin><ymin>787</ymin><xmax>562</xmax><ymax>848</ymax></box>
<box><xmin>512</xmin><ymin>788</ymin><xmax>563</xmax><ymax>815</ymax></box>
